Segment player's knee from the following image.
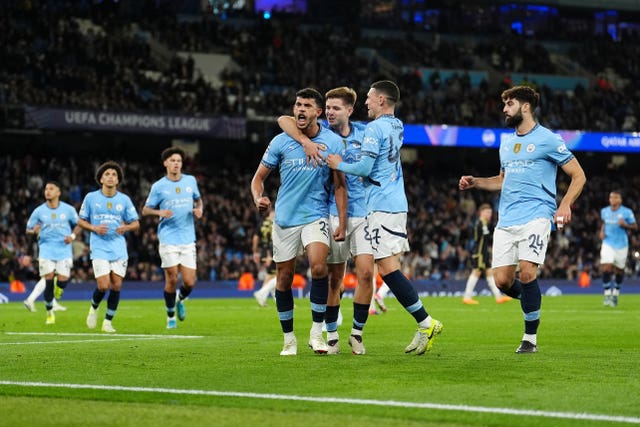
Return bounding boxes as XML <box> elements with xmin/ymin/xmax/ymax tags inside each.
<box><xmin>492</xmin><ymin>273</ymin><xmax>511</xmax><ymax>290</ymax></box>
<box><xmin>309</xmin><ymin>263</ymin><xmax>328</xmax><ymax>278</ymax></box>
<box><xmin>358</xmin><ymin>270</ymin><xmax>373</xmax><ymax>287</ymax></box>
<box><xmin>495</xmin><ymin>280</ymin><xmax>510</xmax><ymax>291</ymax></box>
<box><xmin>181</xmin><ymin>272</ymin><xmax>196</xmax><ymax>287</ymax></box>
<box><xmin>277</xmin><ymin>271</ymin><xmax>294</xmax><ymax>289</ymax></box>
<box><xmin>328</xmin><ymin>277</ymin><xmax>342</xmax><ymax>291</ymax></box>
<box><xmin>518</xmin><ymin>271</ymin><xmax>537</xmax><ymax>284</ymax></box>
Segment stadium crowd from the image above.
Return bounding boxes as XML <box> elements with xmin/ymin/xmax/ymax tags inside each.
<box><xmin>1</xmin><ymin>1</ymin><xmax>640</xmax><ymax>287</ymax></box>
<box><xmin>1</xmin><ymin>1</ymin><xmax>640</xmax><ymax>132</ymax></box>
<box><xmin>1</xmin><ymin>149</ymin><xmax>639</xmax><ymax>287</ymax></box>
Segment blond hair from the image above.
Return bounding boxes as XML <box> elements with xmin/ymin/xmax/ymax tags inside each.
<box><xmin>325</xmin><ymin>87</ymin><xmax>357</xmax><ymax>107</ymax></box>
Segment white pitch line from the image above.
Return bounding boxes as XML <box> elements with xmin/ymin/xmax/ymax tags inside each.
<box><xmin>4</xmin><ymin>332</ymin><xmax>203</xmax><ymax>339</ymax></box>
<box><xmin>0</xmin><ymin>381</ymin><xmax>638</xmax><ymax>424</ymax></box>
<box><xmin>1</xmin><ymin>332</ymin><xmax>203</xmax><ymax>346</ymax></box>
<box><xmin>0</xmin><ymin>338</ymin><xmax>164</xmax><ymax>346</ymax></box>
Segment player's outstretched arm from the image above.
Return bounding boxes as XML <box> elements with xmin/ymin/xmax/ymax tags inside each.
<box><xmin>459</xmin><ymin>171</ymin><xmax>504</xmax><ymax>192</ymax></box>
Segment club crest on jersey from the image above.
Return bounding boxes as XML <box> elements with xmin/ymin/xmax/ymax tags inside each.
<box><xmin>317</xmin><ymin>143</ymin><xmax>328</xmax><ymax>151</ymax></box>
<box><xmin>116</xmin><ymin>204</ymin><xmax>123</xmax><ymax>211</ymax></box>
<box><xmin>526</xmin><ymin>144</ymin><xmax>535</xmax><ymax>153</ymax></box>
<box><xmin>175</xmin><ymin>187</ymin><xmax>181</xmax><ymax>194</ymax></box>
<box><xmin>107</xmin><ymin>202</ymin><xmax>113</xmax><ymax>210</ymax></box>
<box><xmin>514</xmin><ymin>143</ymin><xmax>521</xmax><ymax>153</ymax></box>
<box><xmin>186</xmin><ymin>186</ymin><xmax>193</xmax><ymax>193</ymax></box>
<box><xmin>60</xmin><ymin>214</ymin><xmax>66</xmax><ymax>219</ymax></box>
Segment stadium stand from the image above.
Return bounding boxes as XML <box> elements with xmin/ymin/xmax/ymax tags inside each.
<box><xmin>1</xmin><ymin>0</ymin><xmax>640</xmax><ymax>287</ymax></box>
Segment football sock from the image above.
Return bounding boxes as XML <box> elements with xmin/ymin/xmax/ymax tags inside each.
<box><xmin>164</xmin><ymin>291</ymin><xmax>177</xmax><ymax>317</ymax></box>
<box><xmin>91</xmin><ymin>289</ymin><xmax>106</xmax><ymax>309</ymax></box>
<box><xmin>418</xmin><ymin>315</ymin><xmax>433</xmax><ymax>330</ymax></box>
<box><xmin>28</xmin><ymin>278</ymin><xmax>46</xmax><ymax>302</ymax></box>
<box><xmin>523</xmin><ymin>333</ymin><xmax>537</xmax><ymax>345</ymax></box>
<box><xmin>275</xmin><ymin>289</ymin><xmax>294</xmax><ymax>333</ymax></box>
<box><xmin>106</xmin><ymin>290</ymin><xmax>120</xmax><ymax>321</ymax></box>
<box><xmin>179</xmin><ymin>285</ymin><xmax>193</xmax><ymax>300</ymax></box>
<box><xmin>463</xmin><ymin>274</ymin><xmax>479</xmax><ymax>299</ymax></box>
<box><xmin>352</xmin><ymin>302</ymin><xmax>369</xmax><ymax>332</ymax></box>
<box><xmin>310</xmin><ymin>276</ymin><xmax>328</xmax><ymax>323</ymax></box>
<box><xmin>325</xmin><ymin>305</ymin><xmax>340</xmax><ymax>333</ymax></box>
<box><xmin>105</xmin><ymin>290</ymin><xmax>120</xmax><ymax>320</ymax></box>
<box><xmin>377</xmin><ymin>283</ymin><xmax>390</xmax><ymax>298</ymax></box>
<box><xmin>487</xmin><ymin>276</ymin><xmax>502</xmax><ymax>299</ymax></box>
<box><xmin>521</xmin><ymin>279</ymin><xmax>541</xmax><ymax>335</ymax></box>
<box><xmin>264</xmin><ymin>276</ymin><xmax>277</xmax><ymax>293</ymax></box>
<box><xmin>614</xmin><ymin>273</ymin><xmax>623</xmax><ymax>290</ymax></box>
<box><xmin>503</xmin><ymin>279</ymin><xmax>523</xmax><ymax>299</ymax></box>
<box><xmin>369</xmin><ymin>295</ymin><xmax>376</xmax><ymax>311</ymax></box>
<box><xmin>382</xmin><ymin>270</ymin><xmax>428</xmax><ymax>323</ymax></box>
<box><xmin>43</xmin><ymin>279</ymin><xmax>55</xmax><ymax>310</ymax></box>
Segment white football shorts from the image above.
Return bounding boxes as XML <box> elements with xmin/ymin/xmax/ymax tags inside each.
<box><xmin>492</xmin><ymin>218</ymin><xmax>551</xmax><ymax>267</ymax></box>
<box><xmin>327</xmin><ymin>215</ymin><xmax>373</xmax><ymax>264</ymax></box>
<box><xmin>92</xmin><ymin>259</ymin><xmax>128</xmax><ymax>279</ymax></box>
<box><xmin>366</xmin><ymin>211</ymin><xmax>410</xmax><ymax>260</ymax></box>
<box><xmin>159</xmin><ymin>243</ymin><xmax>197</xmax><ymax>269</ymax></box>
<box><xmin>38</xmin><ymin>258</ymin><xmax>73</xmax><ymax>277</ymax></box>
<box><xmin>600</xmin><ymin>243</ymin><xmax>628</xmax><ymax>270</ymax></box>
<box><xmin>272</xmin><ymin>218</ymin><xmax>329</xmax><ymax>263</ymax></box>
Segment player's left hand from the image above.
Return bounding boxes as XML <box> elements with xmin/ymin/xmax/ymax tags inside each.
<box><xmin>303</xmin><ymin>142</ymin><xmax>325</xmax><ymax>167</ymax></box>
<box><xmin>554</xmin><ymin>206</ymin><xmax>572</xmax><ymax>228</ymax></box>
<box><xmin>325</xmin><ymin>154</ymin><xmax>342</xmax><ymax>170</ymax></box>
<box><xmin>255</xmin><ymin>196</ymin><xmax>271</xmax><ymax>214</ymax></box>
<box><xmin>193</xmin><ymin>207</ymin><xmax>203</xmax><ymax>219</ymax></box>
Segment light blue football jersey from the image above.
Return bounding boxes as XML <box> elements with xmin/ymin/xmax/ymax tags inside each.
<box><xmin>328</xmin><ymin>121</ymin><xmax>367</xmax><ymax>218</ymax></box>
<box><xmin>601</xmin><ymin>205</ymin><xmax>636</xmax><ymax>249</ymax></box>
<box><xmin>144</xmin><ymin>174</ymin><xmax>201</xmax><ymax>244</ymax></box>
<box><xmin>498</xmin><ymin>124</ymin><xmax>574</xmax><ymax>228</ymax></box>
<box><xmin>361</xmin><ymin>114</ymin><xmax>408</xmax><ymax>214</ymax></box>
<box><xmin>261</xmin><ymin>125</ymin><xmax>344</xmax><ymax>228</ymax></box>
<box><xmin>79</xmin><ymin>190</ymin><xmax>139</xmax><ymax>260</ymax></box>
<box><xmin>26</xmin><ymin>201</ymin><xmax>79</xmax><ymax>261</ymax></box>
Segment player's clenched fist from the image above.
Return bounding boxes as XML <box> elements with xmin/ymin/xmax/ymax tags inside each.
<box><xmin>459</xmin><ymin>175</ymin><xmax>476</xmax><ymax>190</ymax></box>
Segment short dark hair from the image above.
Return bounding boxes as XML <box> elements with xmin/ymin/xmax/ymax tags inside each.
<box><xmin>45</xmin><ymin>179</ymin><xmax>62</xmax><ymax>190</ymax></box>
<box><xmin>295</xmin><ymin>87</ymin><xmax>324</xmax><ymax>109</ymax></box>
<box><xmin>161</xmin><ymin>146</ymin><xmax>186</xmax><ymax>162</ymax></box>
<box><xmin>95</xmin><ymin>161</ymin><xmax>124</xmax><ymax>185</ymax></box>
<box><xmin>371</xmin><ymin>80</ymin><xmax>400</xmax><ymax>104</ymax></box>
<box><xmin>501</xmin><ymin>85</ymin><xmax>539</xmax><ymax>110</ymax></box>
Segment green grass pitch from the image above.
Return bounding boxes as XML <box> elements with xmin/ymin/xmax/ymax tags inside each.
<box><xmin>1</xmin><ymin>294</ymin><xmax>639</xmax><ymax>427</ymax></box>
